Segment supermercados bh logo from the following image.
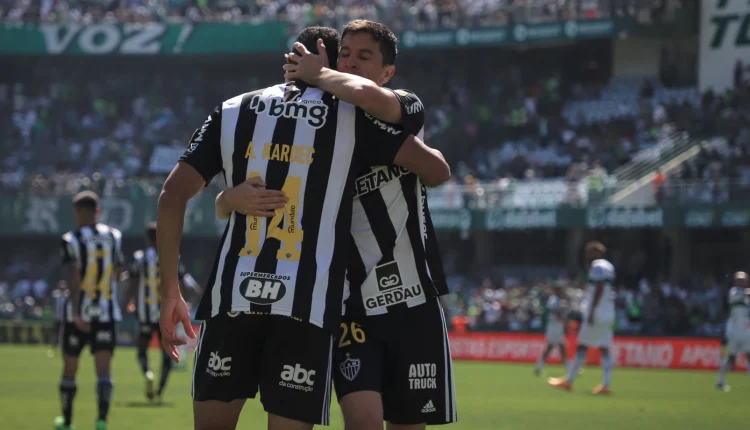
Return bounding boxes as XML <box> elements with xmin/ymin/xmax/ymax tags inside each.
<box><xmin>239</xmin><ymin>272</ymin><xmax>289</xmax><ymax>305</ymax></box>
<box><xmin>485</xmin><ymin>209</ymin><xmax>557</xmax><ymax>230</ymax></box>
<box><xmin>587</xmin><ymin>208</ymin><xmax>663</xmax><ymax>229</ymax></box>
<box><xmin>364</xmin><ymin>261</ymin><xmax>423</xmax><ymax>310</ymax></box>
<box><xmin>250</xmin><ymin>95</ymin><xmax>328</xmax><ymax>129</ymax></box>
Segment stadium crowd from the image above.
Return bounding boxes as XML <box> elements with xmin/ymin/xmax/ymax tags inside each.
<box><xmin>1</xmin><ymin>0</ymin><xmax>614</xmax><ymax>29</ymax></box>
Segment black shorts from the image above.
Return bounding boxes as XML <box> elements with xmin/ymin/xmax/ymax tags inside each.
<box><xmin>61</xmin><ymin>321</ymin><xmax>117</xmax><ymax>356</ymax></box>
<box><xmin>137</xmin><ymin>322</ymin><xmax>160</xmax><ymax>343</ymax></box>
<box><xmin>192</xmin><ymin>313</ymin><xmax>334</xmax><ymax>425</ymax></box>
<box><xmin>334</xmin><ymin>297</ymin><xmax>457</xmax><ymax>425</ymax></box>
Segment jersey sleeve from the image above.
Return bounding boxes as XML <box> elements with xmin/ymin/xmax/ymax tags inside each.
<box><xmin>390</xmin><ymin>89</ymin><xmax>425</xmax><ymax>135</ymax></box>
<box><xmin>179</xmin><ymin>106</ymin><xmax>223</xmax><ymax>185</ymax></box>
<box><xmin>589</xmin><ymin>261</ymin><xmax>614</xmax><ymax>282</ymax></box>
<box><xmin>60</xmin><ymin>237</ymin><xmax>75</xmax><ymax>265</ymax></box>
<box><xmin>111</xmin><ymin>229</ymin><xmax>125</xmax><ymax>268</ymax></box>
<box><xmin>354</xmin><ymin>107</ymin><xmax>409</xmax><ymax>167</ymax></box>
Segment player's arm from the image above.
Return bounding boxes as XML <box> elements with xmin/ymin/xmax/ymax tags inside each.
<box><xmin>159</xmin><ymin>108</ymin><xmax>223</xmax><ymax>300</ymax></box>
<box><xmin>285</xmin><ymin>40</ymin><xmax>407</xmax><ymax>125</ymax></box>
<box><xmin>356</xmin><ymin>110</ymin><xmax>450</xmax><ymax>187</ymax></box>
<box><xmin>215</xmin><ymin>176</ymin><xmax>288</xmax><ymax>220</ymax></box>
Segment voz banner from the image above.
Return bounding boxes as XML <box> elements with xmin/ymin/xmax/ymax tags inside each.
<box><xmin>448</xmin><ymin>332</ymin><xmax>748</xmax><ymax>370</ymax></box>
<box><xmin>0</xmin><ymin>22</ymin><xmax>288</xmax><ymax>55</ymax></box>
<box><xmin>700</xmin><ymin>0</ymin><xmax>750</xmax><ymax>92</ymax></box>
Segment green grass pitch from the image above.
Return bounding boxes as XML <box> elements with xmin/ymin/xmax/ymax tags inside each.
<box><xmin>0</xmin><ymin>345</ymin><xmax>748</xmax><ymax>429</ymax></box>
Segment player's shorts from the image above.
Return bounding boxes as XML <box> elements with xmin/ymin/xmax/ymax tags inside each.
<box><xmin>334</xmin><ymin>297</ymin><xmax>457</xmax><ymax>426</ymax></box>
<box><xmin>577</xmin><ymin>320</ymin><xmax>613</xmax><ymax>348</ymax></box>
<box><xmin>545</xmin><ymin>324</ymin><xmax>565</xmax><ymax>345</ymax></box>
<box><xmin>727</xmin><ymin>333</ymin><xmax>750</xmax><ymax>355</ymax></box>
<box><xmin>192</xmin><ymin>313</ymin><xmax>334</xmax><ymax>426</ymax></box>
<box><xmin>137</xmin><ymin>322</ymin><xmax>160</xmax><ymax>343</ymax></box>
<box><xmin>61</xmin><ymin>321</ymin><xmax>117</xmax><ymax>356</ymax></box>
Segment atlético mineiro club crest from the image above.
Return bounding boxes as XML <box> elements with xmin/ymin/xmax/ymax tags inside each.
<box><xmin>340</xmin><ymin>357</ymin><xmax>361</xmax><ymax>382</ymax></box>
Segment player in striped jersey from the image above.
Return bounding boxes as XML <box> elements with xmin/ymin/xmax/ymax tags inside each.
<box><xmin>715</xmin><ymin>271</ymin><xmax>750</xmax><ymax>392</ymax></box>
<box><xmin>48</xmin><ymin>281</ymin><xmax>70</xmax><ymax>358</ymax></box>
<box><xmin>126</xmin><ymin>222</ymin><xmax>200</xmax><ymax>401</ymax></box>
<box><xmin>55</xmin><ymin>191</ymin><xmax>124</xmax><ymax>430</ymax></box>
<box><xmin>283</xmin><ymin>20</ymin><xmax>456</xmax><ymax>428</ymax></box>
<box><xmin>157</xmin><ymin>27</ymin><xmax>449</xmax><ymax>430</ymax></box>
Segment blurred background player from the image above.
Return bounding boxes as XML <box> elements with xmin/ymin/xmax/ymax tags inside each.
<box><xmin>126</xmin><ymin>222</ymin><xmax>200</xmax><ymax>401</ymax></box>
<box><xmin>535</xmin><ymin>284</ymin><xmax>569</xmax><ymax>375</ymax></box>
<box><xmin>55</xmin><ymin>191</ymin><xmax>124</xmax><ymax>430</ymax></box>
<box><xmin>548</xmin><ymin>241</ymin><xmax>615</xmax><ymax>394</ymax></box>
<box><xmin>48</xmin><ymin>281</ymin><xmax>70</xmax><ymax>358</ymax></box>
<box><xmin>715</xmin><ymin>271</ymin><xmax>750</xmax><ymax>392</ymax></box>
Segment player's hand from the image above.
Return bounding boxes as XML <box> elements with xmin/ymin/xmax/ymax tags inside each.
<box><xmin>283</xmin><ymin>39</ymin><xmax>329</xmax><ymax>85</ymax></box>
<box><xmin>160</xmin><ymin>295</ymin><xmax>197</xmax><ymax>363</ymax></box>
<box><xmin>224</xmin><ymin>177</ymin><xmax>288</xmax><ymax>217</ymax></box>
<box><xmin>126</xmin><ymin>302</ymin><xmax>136</xmax><ymax>313</ymax></box>
<box><xmin>73</xmin><ymin>315</ymin><xmax>91</xmax><ymax>333</ymax></box>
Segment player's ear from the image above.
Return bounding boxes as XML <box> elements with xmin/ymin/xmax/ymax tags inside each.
<box><xmin>379</xmin><ymin>65</ymin><xmax>396</xmax><ymax>86</ymax></box>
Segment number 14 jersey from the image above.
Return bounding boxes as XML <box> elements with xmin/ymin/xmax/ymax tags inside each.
<box><xmin>180</xmin><ymin>83</ymin><xmax>410</xmax><ymax>334</ymax></box>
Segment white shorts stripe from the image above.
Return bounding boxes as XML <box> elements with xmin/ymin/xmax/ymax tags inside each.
<box><xmin>437</xmin><ymin>298</ymin><xmax>457</xmax><ymax>422</ymax></box>
<box><xmin>191</xmin><ymin>321</ymin><xmax>206</xmax><ymax>398</ymax></box>
<box><xmin>322</xmin><ymin>335</ymin><xmax>333</xmax><ymax>425</ymax></box>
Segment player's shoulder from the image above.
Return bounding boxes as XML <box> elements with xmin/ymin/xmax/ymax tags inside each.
<box><xmin>96</xmin><ymin>223</ymin><xmax>122</xmax><ymax>239</ymax></box>
<box><xmin>590</xmin><ymin>259</ymin><xmax>615</xmax><ymax>277</ymax></box>
<box><xmin>133</xmin><ymin>249</ymin><xmax>145</xmax><ymax>261</ymax></box>
<box><xmin>393</xmin><ymin>88</ymin><xmax>424</xmax><ymax>110</ymax></box>
<box><xmin>61</xmin><ymin>229</ymin><xmax>76</xmax><ymax>243</ymax></box>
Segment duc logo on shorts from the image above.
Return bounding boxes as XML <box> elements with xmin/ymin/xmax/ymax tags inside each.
<box><xmin>207</xmin><ymin>352</ymin><xmax>232</xmax><ymax>377</ymax></box>
<box><xmin>375</xmin><ymin>261</ymin><xmax>403</xmax><ymax>291</ymax></box>
<box><xmin>279</xmin><ymin>364</ymin><xmax>315</xmax><ymax>392</ymax></box>
<box><xmin>239</xmin><ymin>272</ymin><xmax>288</xmax><ymax>305</ymax></box>
<box><xmin>95</xmin><ymin>331</ymin><xmax>113</xmax><ymax>343</ymax></box>
<box><xmin>339</xmin><ymin>357</ymin><xmax>361</xmax><ymax>382</ymax></box>
<box><xmin>409</xmin><ymin>363</ymin><xmax>437</xmax><ymax>390</ymax></box>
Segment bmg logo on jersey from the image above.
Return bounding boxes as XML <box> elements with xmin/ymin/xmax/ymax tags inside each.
<box><xmin>375</xmin><ymin>261</ymin><xmax>403</xmax><ymax>291</ymax></box>
<box><xmin>251</xmin><ymin>95</ymin><xmax>328</xmax><ymax>129</ymax></box>
<box><xmin>239</xmin><ymin>272</ymin><xmax>288</xmax><ymax>305</ymax></box>
<box><xmin>206</xmin><ymin>351</ymin><xmax>232</xmax><ymax>377</ymax></box>
<box><xmin>279</xmin><ymin>364</ymin><xmax>315</xmax><ymax>392</ymax></box>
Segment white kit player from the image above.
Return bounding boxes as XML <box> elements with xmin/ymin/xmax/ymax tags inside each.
<box><xmin>549</xmin><ymin>241</ymin><xmax>614</xmax><ymax>394</ymax></box>
<box><xmin>535</xmin><ymin>285</ymin><xmax>569</xmax><ymax>375</ymax></box>
<box><xmin>716</xmin><ymin>271</ymin><xmax>750</xmax><ymax>392</ymax></box>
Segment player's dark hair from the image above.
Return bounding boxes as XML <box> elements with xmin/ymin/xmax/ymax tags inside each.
<box><xmin>72</xmin><ymin>191</ymin><xmax>99</xmax><ymax>214</ymax></box>
<box><xmin>294</xmin><ymin>26</ymin><xmax>341</xmax><ymax>69</ymax></box>
<box><xmin>585</xmin><ymin>241</ymin><xmax>607</xmax><ymax>254</ymax></box>
<box><xmin>342</xmin><ymin>20</ymin><xmax>398</xmax><ymax>66</ymax></box>
<box><xmin>146</xmin><ymin>222</ymin><xmax>157</xmax><ymax>244</ymax></box>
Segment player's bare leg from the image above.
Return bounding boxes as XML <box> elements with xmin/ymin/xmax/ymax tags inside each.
<box><xmin>268</xmin><ymin>413</ymin><xmax>314</xmax><ymax>430</ymax></box>
<box><xmin>549</xmin><ymin>344</ymin><xmax>587</xmax><ymax>390</ymax></box>
<box><xmin>56</xmin><ymin>354</ymin><xmax>79</xmax><ymax>429</ymax></box>
<box><xmin>388</xmin><ymin>424</ymin><xmax>426</xmax><ymax>430</ymax></box>
<box><xmin>136</xmin><ymin>336</ymin><xmax>155</xmax><ymax>400</ymax></box>
<box><xmin>194</xmin><ymin>399</ymin><xmax>245</xmax><ymax>430</ymax></box>
<box><xmin>535</xmin><ymin>344</ymin><xmax>554</xmax><ymax>375</ymax></box>
<box><xmin>94</xmin><ymin>351</ymin><xmax>114</xmax><ymax>429</ymax></box>
<box><xmin>592</xmin><ymin>347</ymin><xmax>612</xmax><ymax>394</ymax></box>
<box><xmin>716</xmin><ymin>354</ymin><xmax>736</xmax><ymax>391</ymax></box>
<box><xmin>340</xmin><ymin>391</ymin><xmax>383</xmax><ymax>430</ymax></box>
<box><xmin>558</xmin><ymin>343</ymin><xmax>569</xmax><ymax>371</ymax></box>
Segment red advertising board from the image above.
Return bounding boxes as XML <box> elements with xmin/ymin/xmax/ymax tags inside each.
<box><xmin>448</xmin><ymin>332</ymin><xmax>747</xmax><ymax>370</ymax></box>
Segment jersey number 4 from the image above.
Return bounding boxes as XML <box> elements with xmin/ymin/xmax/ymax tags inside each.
<box><xmin>239</xmin><ymin>173</ymin><xmax>304</xmax><ymax>261</ymax></box>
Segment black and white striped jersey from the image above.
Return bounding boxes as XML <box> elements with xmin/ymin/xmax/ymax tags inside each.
<box><xmin>60</xmin><ymin>223</ymin><xmax>124</xmax><ymax>323</ymax></box>
<box><xmin>180</xmin><ymin>82</ymin><xmax>410</xmax><ymax>334</ymax></box>
<box><xmin>343</xmin><ymin>89</ymin><xmax>448</xmax><ymax>317</ymax></box>
<box><xmin>52</xmin><ymin>289</ymin><xmax>69</xmax><ymax>322</ymax></box>
<box><xmin>131</xmin><ymin>247</ymin><xmax>194</xmax><ymax>324</ymax></box>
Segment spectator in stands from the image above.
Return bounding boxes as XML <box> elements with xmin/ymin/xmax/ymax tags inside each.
<box><xmin>654</xmin><ymin>167</ymin><xmax>666</xmax><ymax>204</ymax></box>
